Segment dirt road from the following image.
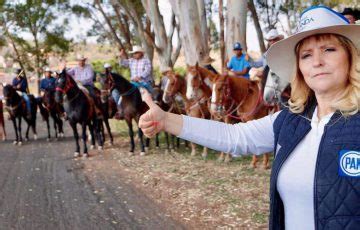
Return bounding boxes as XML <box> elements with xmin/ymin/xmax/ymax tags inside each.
<box><xmin>0</xmin><ymin>117</ymin><xmax>184</xmax><ymax>230</ymax></box>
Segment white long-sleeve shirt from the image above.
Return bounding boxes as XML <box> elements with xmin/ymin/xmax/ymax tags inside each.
<box><xmin>178</xmin><ymin>108</ymin><xmax>333</xmax><ymax>230</ymax></box>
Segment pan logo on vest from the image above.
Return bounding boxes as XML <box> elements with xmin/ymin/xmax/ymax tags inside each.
<box><xmin>339</xmin><ymin>150</ymin><xmax>360</xmax><ymax>177</ymax></box>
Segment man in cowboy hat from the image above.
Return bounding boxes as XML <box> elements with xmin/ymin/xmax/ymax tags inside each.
<box><xmin>12</xmin><ymin>68</ymin><xmax>31</xmax><ymax>119</ymax></box>
<box><xmin>119</xmin><ymin>46</ymin><xmax>154</xmax><ymax>94</ymax></box>
<box><xmin>341</xmin><ymin>8</ymin><xmax>359</xmax><ymax>24</ymax></box>
<box><xmin>40</xmin><ymin>67</ymin><xmax>56</xmax><ymax>95</ymax></box>
<box><xmin>66</xmin><ymin>54</ymin><xmax>96</xmax><ymax>97</ymax></box>
<box><xmin>227</xmin><ymin>42</ymin><xmax>251</xmax><ymax>79</ymax></box>
<box><xmin>200</xmin><ymin>56</ymin><xmax>218</xmax><ymax>74</ymax></box>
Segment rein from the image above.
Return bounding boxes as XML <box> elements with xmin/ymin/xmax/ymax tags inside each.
<box><xmin>55</xmin><ymin>75</ymin><xmax>80</xmax><ymax>103</ymax></box>
<box><xmin>119</xmin><ymin>83</ymin><xmax>137</xmax><ymax>96</ymax></box>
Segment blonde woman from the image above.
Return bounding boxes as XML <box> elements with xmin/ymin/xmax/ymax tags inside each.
<box><xmin>139</xmin><ymin>6</ymin><xmax>360</xmax><ymax>230</ymax></box>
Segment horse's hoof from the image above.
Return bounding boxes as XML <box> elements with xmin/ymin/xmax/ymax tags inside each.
<box><xmin>98</xmin><ymin>146</ymin><xmax>103</xmax><ymax>151</ymax></box>
<box><xmin>83</xmin><ymin>153</ymin><xmax>89</xmax><ymax>158</ymax></box>
<box><xmin>109</xmin><ymin>141</ymin><xmax>113</xmax><ymax>146</ymax></box>
<box><xmin>25</xmin><ymin>138</ymin><xmax>29</xmax><ymax>142</ymax></box>
<box><xmin>190</xmin><ymin>150</ymin><xmax>196</xmax><ymax>156</ymax></box>
<box><xmin>217</xmin><ymin>156</ymin><xmax>225</xmax><ymax>162</ymax></box>
<box><xmin>59</xmin><ymin>133</ymin><xmax>64</xmax><ymax>138</ymax></box>
<box><xmin>156</xmin><ymin>146</ymin><xmax>160</xmax><ymax>149</ymax></box>
<box><xmin>202</xmin><ymin>152</ymin><xmax>208</xmax><ymax>159</ymax></box>
<box><xmin>46</xmin><ymin>138</ymin><xmax>50</xmax><ymax>142</ymax></box>
<box><xmin>34</xmin><ymin>134</ymin><xmax>38</xmax><ymax>140</ymax></box>
<box><xmin>164</xmin><ymin>149</ymin><xmax>169</xmax><ymax>154</ymax></box>
<box><xmin>74</xmin><ymin>152</ymin><xmax>80</xmax><ymax>158</ymax></box>
<box><xmin>90</xmin><ymin>145</ymin><xmax>95</xmax><ymax>150</ymax></box>
<box><xmin>18</xmin><ymin>142</ymin><xmax>22</xmax><ymax>146</ymax></box>
<box><xmin>140</xmin><ymin>151</ymin><xmax>146</xmax><ymax>156</ymax></box>
<box><xmin>128</xmin><ymin>152</ymin><xmax>134</xmax><ymax>157</ymax></box>
<box><xmin>224</xmin><ymin>156</ymin><xmax>232</xmax><ymax>163</ymax></box>
<box><xmin>145</xmin><ymin>147</ymin><xmax>149</xmax><ymax>152</ymax></box>
<box><xmin>13</xmin><ymin>141</ymin><xmax>17</xmax><ymax>145</ymax></box>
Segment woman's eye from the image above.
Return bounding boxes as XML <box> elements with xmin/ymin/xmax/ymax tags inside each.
<box><xmin>325</xmin><ymin>47</ymin><xmax>336</xmax><ymax>52</ymax></box>
<box><xmin>301</xmin><ymin>53</ymin><xmax>311</xmax><ymax>59</ymax></box>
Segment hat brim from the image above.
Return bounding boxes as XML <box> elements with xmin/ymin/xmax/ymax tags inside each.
<box><xmin>266</xmin><ymin>24</ymin><xmax>360</xmax><ymax>83</ymax></box>
<box><xmin>76</xmin><ymin>58</ymin><xmax>87</xmax><ymax>61</ymax></box>
<box><xmin>129</xmin><ymin>50</ymin><xmax>144</xmax><ymax>54</ymax></box>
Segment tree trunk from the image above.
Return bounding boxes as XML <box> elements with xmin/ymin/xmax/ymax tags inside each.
<box><xmin>225</xmin><ymin>0</ymin><xmax>247</xmax><ymax>60</ymax></box>
<box><xmin>248</xmin><ymin>0</ymin><xmax>266</xmax><ymax>54</ymax></box>
<box><xmin>169</xmin><ymin>0</ymin><xmax>210</xmax><ymax>65</ymax></box>
<box><xmin>218</xmin><ymin>0</ymin><xmax>225</xmax><ymax>73</ymax></box>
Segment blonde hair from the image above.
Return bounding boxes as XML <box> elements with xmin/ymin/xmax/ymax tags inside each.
<box><xmin>288</xmin><ymin>34</ymin><xmax>360</xmax><ymax>116</ymax></box>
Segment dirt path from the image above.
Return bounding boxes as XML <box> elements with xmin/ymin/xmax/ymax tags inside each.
<box><xmin>0</xmin><ymin>117</ymin><xmax>184</xmax><ymax>230</ymax></box>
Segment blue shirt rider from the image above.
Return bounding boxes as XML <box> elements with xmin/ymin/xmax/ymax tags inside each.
<box><xmin>40</xmin><ymin>68</ymin><xmax>56</xmax><ymax>92</ymax></box>
<box><xmin>12</xmin><ymin>68</ymin><xmax>31</xmax><ymax>118</ymax></box>
<box><xmin>227</xmin><ymin>42</ymin><xmax>251</xmax><ymax>79</ymax></box>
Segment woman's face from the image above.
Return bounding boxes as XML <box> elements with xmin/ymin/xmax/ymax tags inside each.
<box><xmin>298</xmin><ymin>35</ymin><xmax>350</xmax><ymax>96</ymax></box>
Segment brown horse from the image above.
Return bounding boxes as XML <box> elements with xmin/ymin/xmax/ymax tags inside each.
<box><xmin>162</xmin><ymin>66</ymin><xmax>213</xmax><ymax>158</ymax></box>
<box><xmin>210</xmin><ymin>74</ymin><xmax>276</xmax><ymax>168</ymax></box>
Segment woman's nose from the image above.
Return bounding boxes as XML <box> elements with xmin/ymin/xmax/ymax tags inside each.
<box><xmin>312</xmin><ymin>50</ymin><xmax>324</xmax><ymax>67</ymax></box>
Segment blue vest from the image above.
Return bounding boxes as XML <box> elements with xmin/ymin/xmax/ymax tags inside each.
<box><xmin>270</xmin><ymin>107</ymin><xmax>360</xmax><ymax>230</ymax></box>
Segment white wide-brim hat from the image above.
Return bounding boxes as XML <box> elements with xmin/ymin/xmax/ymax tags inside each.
<box><xmin>104</xmin><ymin>63</ymin><xmax>111</xmax><ymax>68</ymax></box>
<box><xmin>76</xmin><ymin>54</ymin><xmax>87</xmax><ymax>61</ymax></box>
<box><xmin>266</xmin><ymin>5</ymin><xmax>360</xmax><ymax>83</ymax></box>
<box><xmin>129</xmin><ymin>45</ymin><xmax>144</xmax><ymax>54</ymax></box>
<box><xmin>265</xmin><ymin>29</ymin><xmax>284</xmax><ymax>41</ymax></box>
<box><xmin>44</xmin><ymin>67</ymin><xmax>52</xmax><ymax>72</ymax></box>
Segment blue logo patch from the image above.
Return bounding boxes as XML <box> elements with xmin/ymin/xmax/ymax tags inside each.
<box><xmin>339</xmin><ymin>150</ymin><xmax>360</xmax><ymax>177</ymax></box>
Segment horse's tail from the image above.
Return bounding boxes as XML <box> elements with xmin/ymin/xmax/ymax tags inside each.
<box><xmin>36</xmin><ymin>97</ymin><xmax>49</xmax><ymax>121</ymax></box>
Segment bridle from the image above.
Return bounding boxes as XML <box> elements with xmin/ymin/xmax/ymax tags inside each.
<box><xmin>55</xmin><ymin>74</ymin><xmax>79</xmax><ymax>102</ymax></box>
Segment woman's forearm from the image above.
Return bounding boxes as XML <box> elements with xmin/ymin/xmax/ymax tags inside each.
<box><xmin>163</xmin><ymin>112</ymin><xmax>183</xmax><ymax>136</ymax></box>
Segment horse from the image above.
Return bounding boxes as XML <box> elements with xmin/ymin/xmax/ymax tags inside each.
<box><xmin>2</xmin><ymin>84</ymin><xmax>38</xmax><ymax>145</ymax></box>
<box><xmin>55</xmin><ymin>70</ymin><xmax>103</xmax><ymax>157</ymax></box>
<box><xmin>0</xmin><ymin>99</ymin><xmax>6</xmax><ymax>141</ymax></box>
<box><xmin>262</xmin><ymin>67</ymin><xmax>290</xmax><ymax>107</ymax></box>
<box><xmin>99</xmin><ymin>89</ymin><xmax>117</xmax><ymax>145</ymax></box>
<box><xmin>210</xmin><ymin>74</ymin><xmax>275</xmax><ymax>168</ymax></box>
<box><xmin>153</xmin><ymin>84</ymin><xmax>188</xmax><ymax>152</ymax></box>
<box><xmin>110</xmin><ymin>75</ymin><xmax>149</xmax><ymax>155</ymax></box>
<box><xmin>162</xmin><ymin>68</ymin><xmax>209</xmax><ymax>157</ymax></box>
<box><xmin>38</xmin><ymin>89</ymin><xmax>64</xmax><ymax>141</ymax></box>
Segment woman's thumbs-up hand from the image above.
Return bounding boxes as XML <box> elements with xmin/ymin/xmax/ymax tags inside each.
<box><xmin>139</xmin><ymin>90</ymin><xmax>166</xmax><ymax>138</ymax></box>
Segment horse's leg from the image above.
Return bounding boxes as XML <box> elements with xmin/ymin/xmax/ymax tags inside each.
<box><xmin>45</xmin><ymin>117</ymin><xmax>51</xmax><ymax>141</ymax></box>
<box><xmin>138</xmin><ymin>128</ymin><xmax>146</xmax><ymax>156</ymax></box>
<box><xmin>53</xmin><ymin>114</ymin><xmax>58</xmax><ymax>139</ymax></box>
<box><xmin>32</xmin><ymin>116</ymin><xmax>37</xmax><ymax>140</ymax></box>
<box><xmin>82</xmin><ymin>122</ymin><xmax>90</xmax><ymax>157</ymax></box>
<box><xmin>58</xmin><ymin>115</ymin><xmax>64</xmax><ymax>137</ymax></box>
<box><xmin>103</xmin><ymin>118</ymin><xmax>113</xmax><ymax>145</ymax></box>
<box><xmin>263</xmin><ymin>153</ymin><xmax>270</xmax><ymax>169</ymax></box>
<box><xmin>170</xmin><ymin>135</ymin><xmax>175</xmax><ymax>150</ymax></box>
<box><xmin>145</xmin><ymin>137</ymin><xmax>150</xmax><ymax>152</ymax></box>
<box><xmin>95</xmin><ymin>119</ymin><xmax>104</xmax><ymax>150</ymax></box>
<box><xmin>165</xmin><ymin>132</ymin><xmax>170</xmax><ymax>154</ymax></box>
<box><xmin>25</xmin><ymin>120</ymin><xmax>30</xmax><ymax>141</ymax></box>
<box><xmin>224</xmin><ymin>153</ymin><xmax>232</xmax><ymax>163</ymax></box>
<box><xmin>126</xmin><ymin>119</ymin><xmax>135</xmax><ymax>155</ymax></box>
<box><xmin>190</xmin><ymin>142</ymin><xmax>196</xmax><ymax>156</ymax></box>
<box><xmin>185</xmin><ymin>140</ymin><xmax>189</xmax><ymax>149</ymax></box>
<box><xmin>12</xmin><ymin>118</ymin><xmax>18</xmax><ymax>145</ymax></box>
<box><xmin>176</xmin><ymin>137</ymin><xmax>180</xmax><ymax>149</ymax></box>
<box><xmin>17</xmin><ymin>116</ymin><xmax>23</xmax><ymax>144</ymax></box>
<box><xmin>202</xmin><ymin>147</ymin><xmax>208</xmax><ymax>159</ymax></box>
<box><xmin>70</xmin><ymin>122</ymin><xmax>80</xmax><ymax>157</ymax></box>
<box><xmin>88</xmin><ymin>122</ymin><xmax>96</xmax><ymax>149</ymax></box>
<box><xmin>155</xmin><ymin>133</ymin><xmax>160</xmax><ymax>148</ymax></box>
<box><xmin>251</xmin><ymin>155</ymin><xmax>258</xmax><ymax>168</ymax></box>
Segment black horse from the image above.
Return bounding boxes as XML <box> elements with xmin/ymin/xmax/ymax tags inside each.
<box><xmin>55</xmin><ymin>70</ymin><xmax>103</xmax><ymax>157</ymax></box>
<box><xmin>38</xmin><ymin>89</ymin><xmax>64</xmax><ymax>141</ymax></box>
<box><xmin>99</xmin><ymin>89</ymin><xmax>117</xmax><ymax>145</ymax></box>
<box><xmin>112</xmin><ymin>76</ymin><xmax>149</xmax><ymax>155</ymax></box>
<box><xmin>2</xmin><ymin>84</ymin><xmax>38</xmax><ymax>145</ymax></box>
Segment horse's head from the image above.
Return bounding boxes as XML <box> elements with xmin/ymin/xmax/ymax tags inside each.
<box><xmin>162</xmin><ymin>71</ymin><xmax>183</xmax><ymax>104</ymax></box>
<box><xmin>186</xmin><ymin>63</ymin><xmax>204</xmax><ymax>100</ymax></box>
<box><xmin>55</xmin><ymin>69</ymin><xmax>69</xmax><ymax>103</ymax></box>
<box><xmin>152</xmin><ymin>85</ymin><xmax>163</xmax><ymax>105</ymax></box>
<box><xmin>210</xmin><ymin>74</ymin><xmax>228</xmax><ymax>115</ymax></box>
<box><xmin>42</xmin><ymin>89</ymin><xmax>55</xmax><ymax>109</ymax></box>
<box><xmin>263</xmin><ymin>71</ymin><xmax>281</xmax><ymax>104</ymax></box>
<box><xmin>2</xmin><ymin>84</ymin><xmax>16</xmax><ymax>107</ymax></box>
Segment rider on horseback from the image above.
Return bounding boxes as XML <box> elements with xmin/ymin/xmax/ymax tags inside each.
<box><xmin>40</xmin><ymin>67</ymin><xmax>56</xmax><ymax>94</ymax></box>
<box><xmin>11</xmin><ymin>68</ymin><xmax>31</xmax><ymax>119</ymax></box>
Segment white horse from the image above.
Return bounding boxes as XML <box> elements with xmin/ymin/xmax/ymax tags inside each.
<box><xmin>262</xmin><ymin>67</ymin><xmax>290</xmax><ymax>106</ymax></box>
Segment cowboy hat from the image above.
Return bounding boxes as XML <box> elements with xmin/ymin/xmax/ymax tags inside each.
<box><xmin>103</xmin><ymin>63</ymin><xmax>111</xmax><ymax>69</ymax></box>
<box><xmin>44</xmin><ymin>67</ymin><xmax>52</xmax><ymax>72</ymax></box>
<box><xmin>76</xmin><ymin>54</ymin><xmax>87</xmax><ymax>61</ymax></box>
<box><xmin>266</xmin><ymin>5</ymin><xmax>360</xmax><ymax>83</ymax></box>
<box><xmin>160</xmin><ymin>66</ymin><xmax>172</xmax><ymax>74</ymax></box>
<box><xmin>265</xmin><ymin>29</ymin><xmax>285</xmax><ymax>41</ymax></box>
<box><xmin>129</xmin><ymin>45</ymin><xmax>144</xmax><ymax>54</ymax></box>
<box><xmin>199</xmin><ymin>56</ymin><xmax>215</xmax><ymax>66</ymax></box>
